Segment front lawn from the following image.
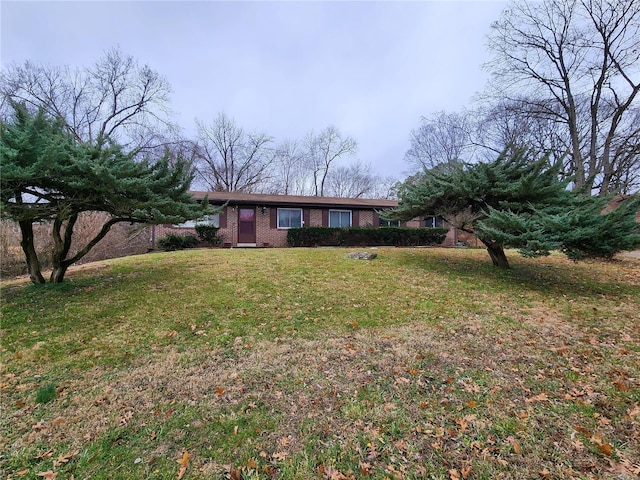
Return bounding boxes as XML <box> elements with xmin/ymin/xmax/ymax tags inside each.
<box><xmin>1</xmin><ymin>248</ymin><xmax>638</xmax><ymax>479</ymax></box>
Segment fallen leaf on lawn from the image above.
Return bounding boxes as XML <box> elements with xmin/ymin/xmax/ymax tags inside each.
<box><xmin>597</xmin><ymin>443</ymin><xmax>614</xmax><ymax>456</ymax></box>
<box><xmin>394</xmin><ymin>439</ymin><xmax>408</xmax><ymax>452</ymax></box>
<box><xmin>627</xmin><ymin>404</ymin><xmax>640</xmax><ymax>418</ymax></box>
<box><xmin>455</xmin><ymin>417</ymin><xmax>469</xmax><ymax>432</ymax></box>
<box><xmin>247</xmin><ymin>458</ymin><xmax>258</xmax><ymax>469</ymax></box>
<box><xmin>613</xmin><ymin>379</ymin><xmax>630</xmax><ymax>392</ymax></box>
<box><xmin>178</xmin><ymin>451</ymin><xmax>190</xmax><ymax>468</ymax></box>
<box><xmin>539</xmin><ymin>468</ymin><xmax>552</xmax><ymax>479</ymax></box>
<box><xmin>119</xmin><ymin>410</ymin><xmax>133</xmax><ymax>426</ymax></box>
<box><xmin>507</xmin><ymin>437</ymin><xmax>522</xmax><ymax>454</ymax></box>
<box><xmin>525</xmin><ymin>392</ymin><xmax>549</xmax><ymax>403</ymax></box>
<box><xmin>272</xmin><ymin>451</ymin><xmax>289</xmax><ymax>461</ymax></box>
<box><xmin>608</xmin><ymin>457</ymin><xmax>640</xmax><ymax>476</ymax></box>
<box><xmin>52</xmin><ymin>417</ymin><xmax>65</xmax><ymax>426</ymax></box>
<box><xmin>166</xmin><ymin>330</ymin><xmax>177</xmax><ymax>338</ymax></box>
<box><xmin>278</xmin><ymin>436</ymin><xmax>291</xmax><ymax>448</ymax></box>
<box><xmin>53</xmin><ymin>449</ymin><xmax>79</xmax><ymax>468</ymax></box>
<box><xmin>215</xmin><ymin>387</ymin><xmax>225</xmax><ymax>396</ymax></box>
<box><xmin>36</xmin><ymin>450</ymin><xmax>53</xmax><ymax>459</ymax></box>
<box><xmin>16</xmin><ymin>469</ymin><xmax>30</xmax><ymax>477</ymax></box>
<box><xmin>177</xmin><ymin>451</ymin><xmax>190</xmax><ymax>479</ymax></box>
<box><xmin>449</xmin><ymin>468</ymin><xmax>460</xmax><ymax>480</ymax></box>
<box><xmin>36</xmin><ymin>472</ymin><xmax>57</xmax><ymax>480</ymax></box>
<box><xmin>323</xmin><ymin>466</ymin><xmax>350</xmax><ymax>480</ymax></box>
<box><xmin>575</xmin><ymin>424</ymin><xmax>591</xmax><ymax>436</ymax></box>
<box><xmin>591</xmin><ymin>431</ymin><xmax>607</xmax><ymax>445</ymax></box>
<box><xmin>571</xmin><ymin>439</ymin><xmax>585</xmax><ymax>451</ymax></box>
<box><xmin>32</xmin><ymin>422</ymin><xmax>47</xmax><ymax>432</ymax></box>
<box><xmin>461</xmin><ymin>466</ymin><xmax>472</xmax><ymax>479</ymax></box>
<box><xmin>359</xmin><ymin>461</ymin><xmax>372</xmax><ymax>474</ymax></box>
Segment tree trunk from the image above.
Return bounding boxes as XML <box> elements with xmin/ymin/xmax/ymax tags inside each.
<box><xmin>50</xmin><ymin>264</ymin><xmax>69</xmax><ymax>284</ymax></box>
<box><xmin>18</xmin><ymin>220</ymin><xmax>46</xmax><ymax>284</ymax></box>
<box><xmin>484</xmin><ymin>240</ymin><xmax>510</xmax><ymax>269</ymax></box>
<box><xmin>49</xmin><ymin>214</ymin><xmax>78</xmax><ymax>283</ymax></box>
<box><xmin>48</xmin><ymin>216</ymin><xmax>123</xmax><ymax>283</ymax></box>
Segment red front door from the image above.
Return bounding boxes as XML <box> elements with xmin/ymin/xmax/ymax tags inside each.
<box><xmin>238</xmin><ymin>208</ymin><xmax>256</xmax><ymax>244</ymax></box>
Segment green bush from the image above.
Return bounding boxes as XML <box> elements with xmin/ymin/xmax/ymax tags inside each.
<box><xmin>195</xmin><ymin>224</ymin><xmax>220</xmax><ymax>245</ymax></box>
<box><xmin>157</xmin><ymin>233</ymin><xmax>199</xmax><ymax>251</ymax></box>
<box><xmin>287</xmin><ymin>227</ymin><xmax>449</xmax><ymax>247</ymax></box>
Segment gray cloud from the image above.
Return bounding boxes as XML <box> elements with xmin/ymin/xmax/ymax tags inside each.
<box><xmin>1</xmin><ymin>0</ymin><xmax>508</xmax><ymax>178</ymax></box>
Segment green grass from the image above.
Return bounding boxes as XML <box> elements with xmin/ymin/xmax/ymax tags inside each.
<box><xmin>1</xmin><ymin>247</ymin><xmax>639</xmax><ymax>479</ymax></box>
<box><xmin>34</xmin><ymin>384</ymin><xmax>57</xmax><ymax>404</ymax></box>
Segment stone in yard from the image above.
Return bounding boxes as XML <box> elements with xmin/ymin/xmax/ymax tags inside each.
<box><xmin>347</xmin><ymin>252</ymin><xmax>378</xmax><ymax>260</ymax></box>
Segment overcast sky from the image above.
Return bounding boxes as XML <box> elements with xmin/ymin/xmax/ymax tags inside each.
<box><xmin>1</xmin><ymin>0</ymin><xmax>508</xmax><ymax>180</ymax></box>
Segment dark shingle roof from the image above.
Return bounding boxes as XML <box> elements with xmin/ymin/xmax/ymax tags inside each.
<box><xmin>189</xmin><ymin>191</ymin><xmax>398</xmax><ymax>209</ymax></box>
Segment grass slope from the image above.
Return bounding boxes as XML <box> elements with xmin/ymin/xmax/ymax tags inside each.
<box><xmin>1</xmin><ymin>247</ymin><xmax>639</xmax><ymax>479</ymax></box>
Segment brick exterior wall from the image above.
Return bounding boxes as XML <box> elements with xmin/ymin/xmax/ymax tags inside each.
<box><xmin>359</xmin><ymin>210</ymin><xmax>375</xmax><ymax>227</ymax></box>
<box><xmin>152</xmin><ymin>204</ymin><xmax>472</xmax><ymax>248</ymax></box>
<box><xmin>257</xmin><ymin>207</ymin><xmax>288</xmax><ymax>247</ymax></box>
<box><xmin>309</xmin><ymin>209</ymin><xmax>323</xmax><ymax>228</ymax></box>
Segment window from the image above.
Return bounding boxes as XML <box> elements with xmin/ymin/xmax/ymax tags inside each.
<box><xmin>424</xmin><ymin>216</ymin><xmax>444</xmax><ymax>228</ymax></box>
<box><xmin>379</xmin><ymin>218</ymin><xmax>401</xmax><ymax>227</ymax></box>
<box><xmin>329</xmin><ymin>210</ymin><xmax>352</xmax><ymax>228</ymax></box>
<box><xmin>277</xmin><ymin>208</ymin><xmax>303</xmax><ymax>229</ymax></box>
<box><xmin>175</xmin><ymin>214</ymin><xmax>220</xmax><ymax>228</ymax></box>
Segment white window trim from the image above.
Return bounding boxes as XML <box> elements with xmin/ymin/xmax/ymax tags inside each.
<box><xmin>329</xmin><ymin>209</ymin><xmax>352</xmax><ymax>228</ymax></box>
<box><xmin>424</xmin><ymin>216</ymin><xmax>444</xmax><ymax>228</ymax></box>
<box><xmin>277</xmin><ymin>208</ymin><xmax>303</xmax><ymax>229</ymax></box>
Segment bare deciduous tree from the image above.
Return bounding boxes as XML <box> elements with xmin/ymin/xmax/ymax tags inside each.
<box><xmin>325</xmin><ymin>160</ymin><xmax>382</xmax><ymax>199</ymax></box>
<box><xmin>474</xmin><ymin>99</ymin><xmax>573</xmax><ymax>167</ymax></box>
<box><xmin>304</xmin><ymin>126</ymin><xmax>358</xmax><ymax>196</ymax></box>
<box><xmin>325</xmin><ymin>160</ymin><xmax>371</xmax><ymax>198</ymax></box>
<box><xmin>195</xmin><ymin>112</ymin><xmax>274</xmax><ymax>192</ymax></box>
<box><xmin>485</xmin><ymin>0</ymin><xmax>640</xmax><ymax>194</ymax></box>
<box><xmin>404</xmin><ymin>111</ymin><xmax>473</xmax><ymax>173</ymax></box>
<box><xmin>267</xmin><ymin>139</ymin><xmax>309</xmax><ymax>195</ymax></box>
<box><xmin>0</xmin><ymin>47</ymin><xmax>175</xmax><ymax>154</ymax></box>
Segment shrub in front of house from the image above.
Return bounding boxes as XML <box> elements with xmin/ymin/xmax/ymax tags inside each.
<box><xmin>287</xmin><ymin>227</ymin><xmax>448</xmax><ymax>247</ymax></box>
<box><xmin>157</xmin><ymin>233</ymin><xmax>199</xmax><ymax>251</ymax></box>
<box><xmin>195</xmin><ymin>225</ymin><xmax>221</xmax><ymax>245</ymax></box>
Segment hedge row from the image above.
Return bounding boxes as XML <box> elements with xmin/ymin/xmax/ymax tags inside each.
<box><xmin>287</xmin><ymin>227</ymin><xmax>449</xmax><ymax>247</ymax></box>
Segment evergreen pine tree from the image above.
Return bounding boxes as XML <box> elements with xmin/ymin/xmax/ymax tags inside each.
<box><xmin>1</xmin><ymin>103</ymin><xmax>208</xmax><ymax>284</ymax></box>
<box><xmin>387</xmin><ymin>150</ymin><xmax>640</xmax><ymax>268</ymax></box>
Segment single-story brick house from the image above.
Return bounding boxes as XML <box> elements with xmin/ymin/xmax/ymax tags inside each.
<box><xmin>153</xmin><ymin>191</ymin><xmax>467</xmax><ymax>248</ymax></box>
